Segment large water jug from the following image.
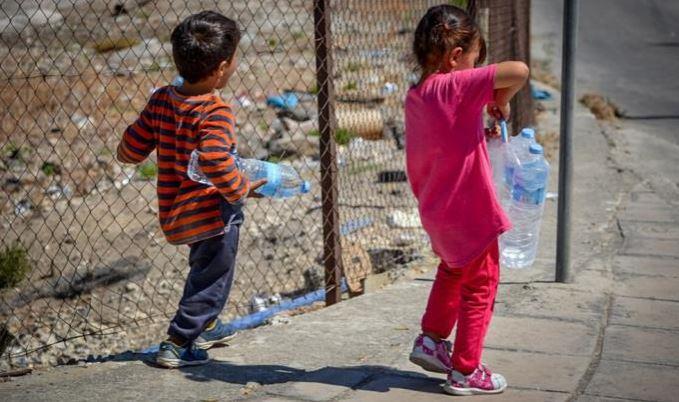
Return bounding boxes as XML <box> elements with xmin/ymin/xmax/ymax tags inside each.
<box><xmin>500</xmin><ymin>143</ymin><xmax>550</xmax><ymax>268</ymax></box>
<box><xmin>187</xmin><ymin>150</ymin><xmax>310</xmax><ymax>198</ymax></box>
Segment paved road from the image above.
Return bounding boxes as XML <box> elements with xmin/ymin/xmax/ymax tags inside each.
<box><xmin>533</xmin><ymin>0</ymin><xmax>679</xmax><ymax>145</ymax></box>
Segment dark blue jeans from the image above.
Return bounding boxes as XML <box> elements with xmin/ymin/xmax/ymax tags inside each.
<box><xmin>167</xmin><ymin>200</ymin><xmax>243</xmax><ymax>342</ymax></box>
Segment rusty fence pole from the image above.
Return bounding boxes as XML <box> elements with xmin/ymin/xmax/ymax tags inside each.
<box><xmin>314</xmin><ymin>0</ymin><xmax>342</xmax><ymax>305</ymax></box>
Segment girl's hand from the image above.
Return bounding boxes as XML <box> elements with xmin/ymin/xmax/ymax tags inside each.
<box><xmin>487</xmin><ymin>102</ymin><xmax>511</xmax><ymax>121</ymax></box>
<box><xmin>485</xmin><ymin>124</ymin><xmax>501</xmax><ymax>139</ymax></box>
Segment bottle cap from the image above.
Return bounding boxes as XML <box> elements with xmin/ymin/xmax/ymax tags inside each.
<box><xmin>521</xmin><ymin>127</ymin><xmax>535</xmax><ymax>139</ymax></box>
<box><xmin>529</xmin><ymin>143</ymin><xmax>544</xmax><ymax>155</ymax></box>
<box><xmin>301</xmin><ymin>181</ymin><xmax>311</xmax><ymax>193</ymax></box>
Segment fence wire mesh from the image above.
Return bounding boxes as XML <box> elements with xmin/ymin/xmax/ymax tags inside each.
<box><xmin>0</xmin><ymin>0</ymin><xmax>529</xmax><ymax>370</ymax></box>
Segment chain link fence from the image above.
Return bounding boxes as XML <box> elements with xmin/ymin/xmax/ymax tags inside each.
<box><xmin>0</xmin><ymin>0</ymin><xmax>530</xmax><ymax>371</ymax></box>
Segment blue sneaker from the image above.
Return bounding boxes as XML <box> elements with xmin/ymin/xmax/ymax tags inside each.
<box><xmin>194</xmin><ymin>319</ymin><xmax>237</xmax><ymax>350</ymax></box>
<box><xmin>156</xmin><ymin>340</ymin><xmax>209</xmax><ymax>368</ymax></box>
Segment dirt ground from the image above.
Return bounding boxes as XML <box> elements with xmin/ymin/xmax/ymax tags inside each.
<box><xmin>0</xmin><ymin>0</ymin><xmax>435</xmax><ymax>369</ymax></box>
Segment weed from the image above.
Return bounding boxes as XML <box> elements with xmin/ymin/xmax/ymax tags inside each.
<box><xmin>137</xmin><ymin>161</ymin><xmax>157</xmax><ymax>180</ymax></box>
<box><xmin>343</xmin><ymin>81</ymin><xmax>358</xmax><ymax>91</ymax></box>
<box><xmin>346</xmin><ymin>62</ymin><xmax>362</xmax><ymax>73</ymax></box>
<box><xmin>41</xmin><ymin>161</ymin><xmax>59</xmax><ymax>176</ymax></box>
<box><xmin>0</xmin><ymin>243</ymin><xmax>30</xmax><ymax>289</ymax></box>
<box><xmin>335</xmin><ymin>128</ymin><xmax>355</xmax><ymax>145</ymax></box>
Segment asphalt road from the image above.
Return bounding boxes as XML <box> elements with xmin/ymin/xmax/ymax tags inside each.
<box><xmin>533</xmin><ymin>0</ymin><xmax>679</xmax><ymax>145</ymax></box>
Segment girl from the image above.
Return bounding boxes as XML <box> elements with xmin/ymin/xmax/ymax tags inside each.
<box><xmin>404</xmin><ymin>4</ymin><xmax>529</xmax><ymax>396</ymax></box>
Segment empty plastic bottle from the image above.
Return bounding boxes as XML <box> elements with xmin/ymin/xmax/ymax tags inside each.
<box><xmin>488</xmin><ymin>120</ymin><xmax>520</xmax><ymax>203</ymax></box>
<box><xmin>187</xmin><ymin>150</ymin><xmax>311</xmax><ymax>198</ymax></box>
<box><xmin>500</xmin><ymin>143</ymin><xmax>550</xmax><ymax>269</ymax></box>
<box><xmin>502</xmin><ymin>128</ymin><xmax>535</xmax><ymax>189</ymax></box>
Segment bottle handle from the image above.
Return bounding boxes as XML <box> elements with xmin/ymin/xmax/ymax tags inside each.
<box><xmin>499</xmin><ymin>119</ymin><xmax>509</xmax><ymax>144</ymax></box>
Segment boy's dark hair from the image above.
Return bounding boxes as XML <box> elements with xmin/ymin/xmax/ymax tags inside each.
<box><xmin>413</xmin><ymin>4</ymin><xmax>486</xmax><ymax>81</ymax></box>
<box><xmin>171</xmin><ymin>11</ymin><xmax>241</xmax><ymax>84</ymax></box>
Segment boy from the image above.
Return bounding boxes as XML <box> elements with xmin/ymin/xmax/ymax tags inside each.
<box><xmin>116</xmin><ymin>11</ymin><xmax>266</xmax><ymax>368</ymax></box>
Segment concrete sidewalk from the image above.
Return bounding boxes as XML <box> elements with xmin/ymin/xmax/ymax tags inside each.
<box><xmin>4</xmin><ymin>81</ymin><xmax>679</xmax><ymax>401</ymax></box>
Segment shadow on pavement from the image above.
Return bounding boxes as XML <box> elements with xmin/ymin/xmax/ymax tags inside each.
<box><xmin>178</xmin><ymin>361</ymin><xmax>446</xmax><ymax>394</ymax></box>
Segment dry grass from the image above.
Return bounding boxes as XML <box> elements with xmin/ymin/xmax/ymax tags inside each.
<box><xmin>580</xmin><ymin>93</ymin><xmax>621</xmax><ymax>121</ymax></box>
<box><xmin>531</xmin><ymin>59</ymin><xmax>560</xmax><ymax>90</ymax></box>
<box><xmin>92</xmin><ymin>37</ymin><xmax>140</xmax><ymax>53</ymax></box>
<box><xmin>536</xmin><ymin>130</ymin><xmax>559</xmax><ymax>162</ymax></box>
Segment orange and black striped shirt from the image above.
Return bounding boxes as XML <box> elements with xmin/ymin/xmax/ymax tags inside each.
<box><xmin>116</xmin><ymin>86</ymin><xmax>250</xmax><ymax>245</ymax></box>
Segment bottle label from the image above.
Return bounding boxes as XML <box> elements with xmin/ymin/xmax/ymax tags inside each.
<box><xmin>512</xmin><ymin>185</ymin><xmax>546</xmax><ymax>205</ymax></box>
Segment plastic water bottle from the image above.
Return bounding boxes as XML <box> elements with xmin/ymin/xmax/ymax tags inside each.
<box><xmin>510</xmin><ymin>128</ymin><xmax>536</xmax><ymax>157</ymax></box>
<box><xmin>500</xmin><ymin>143</ymin><xmax>550</xmax><ymax>268</ymax></box>
<box><xmin>488</xmin><ymin>120</ymin><xmax>521</xmax><ymax>202</ymax></box>
<box><xmin>187</xmin><ymin>150</ymin><xmax>311</xmax><ymax>198</ymax></box>
<box><xmin>503</xmin><ymin>129</ymin><xmax>536</xmax><ymax>192</ymax></box>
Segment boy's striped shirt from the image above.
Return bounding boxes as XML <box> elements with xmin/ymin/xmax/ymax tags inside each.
<box><xmin>117</xmin><ymin>86</ymin><xmax>250</xmax><ymax>245</ymax></box>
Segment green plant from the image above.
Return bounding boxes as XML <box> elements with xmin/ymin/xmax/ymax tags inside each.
<box><xmin>346</xmin><ymin>62</ymin><xmax>362</xmax><ymax>73</ymax></box>
<box><xmin>309</xmin><ymin>83</ymin><xmax>320</xmax><ymax>95</ymax></box>
<box><xmin>343</xmin><ymin>81</ymin><xmax>358</xmax><ymax>91</ymax></box>
<box><xmin>291</xmin><ymin>31</ymin><xmax>305</xmax><ymax>40</ymax></box>
<box><xmin>335</xmin><ymin>128</ymin><xmax>355</xmax><ymax>145</ymax></box>
<box><xmin>258</xmin><ymin>120</ymin><xmax>269</xmax><ymax>132</ymax></box>
<box><xmin>146</xmin><ymin>61</ymin><xmax>162</xmax><ymax>72</ymax></box>
<box><xmin>137</xmin><ymin>161</ymin><xmax>157</xmax><ymax>180</ymax></box>
<box><xmin>2</xmin><ymin>142</ymin><xmax>25</xmax><ymax>161</ymax></box>
<box><xmin>136</xmin><ymin>9</ymin><xmax>151</xmax><ymax>20</ymax></box>
<box><xmin>0</xmin><ymin>243</ymin><xmax>30</xmax><ymax>289</ymax></box>
<box><xmin>307</xmin><ymin>129</ymin><xmax>320</xmax><ymax>137</ymax></box>
<box><xmin>267</xmin><ymin>37</ymin><xmax>278</xmax><ymax>49</ymax></box>
<box><xmin>448</xmin><ymin>0</ymin><xmax>468</xmax><ymax>7</ymax></box>
<box><xmin>93</xmin><ymin>37</ymin><xmax>140</xmax><ymax>53</ymax></box>
<box><xmin>41</xmin><ymin>161</ymin><xmax>58</xmax><ymax>176</ymax></box>
<box><xmin>348</xmin><ymin>161</ymin><xmax>383</xmax><ymax>175</ymax></box>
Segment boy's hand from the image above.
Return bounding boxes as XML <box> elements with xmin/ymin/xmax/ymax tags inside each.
<box><xmin>247</xmin><ymin>179</ymin><xmax>268</xmax><ymax>198</ymax></box>
<box><xmin>487</xmin><ymin>102</ymin><xmax>511</xmax><ymax>121</ymax></box>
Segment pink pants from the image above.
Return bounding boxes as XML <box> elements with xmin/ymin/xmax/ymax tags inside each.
<box><xmin>421</xmin><ymin>240</ymin><xmax>500</xmax><ymax>374</ymax></box>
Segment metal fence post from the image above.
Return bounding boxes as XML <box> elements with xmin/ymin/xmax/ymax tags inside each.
<box><xmin>556</xmin><ymin>0</ymin><xmax>579</xmax><ymax>283</ymax></box>
<box><xmin>313</xmin><ymin>0</ymin><xmax>342</xmax><ymax>305</ymax></box>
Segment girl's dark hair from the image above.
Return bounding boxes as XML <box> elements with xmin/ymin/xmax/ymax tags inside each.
<box><xmin>413</xmin><ymin>4</ymin><xmax>486</xmax><ymax>81</ymax></box>
<box><xmin>171</xmin><ymin>11</ymin><xmax>241</xmax><ymax>84</ymax></box>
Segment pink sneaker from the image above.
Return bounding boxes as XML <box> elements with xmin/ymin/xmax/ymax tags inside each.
<box><xmin>408</xmin><ymin>334</ymin><xmax>452</xmax><ymax>373</ymax></box>
<box><xmin>443</xmin><ymin>364</ymin><xmax>507</xmax><ymax>395</ymax></box>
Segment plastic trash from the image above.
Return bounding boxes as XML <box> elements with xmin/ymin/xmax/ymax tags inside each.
<box><xmin>187</xmin><ymin>150</ymin><xmax>310</xmax><ymax>198</ymax></box>
<box><xmin>382</xmin><ymin>82</ymin><xmax>398</xmax><ymax>95</ymax></box>
<box><xmin>266</xmin><ymin>92</ymin><xmax>298</xmax><ymax>110</ymax></box>
<box><xmin>531</xmin><ymin>84</ymin><xmax>552</xmax><ymax>100</ymax></box>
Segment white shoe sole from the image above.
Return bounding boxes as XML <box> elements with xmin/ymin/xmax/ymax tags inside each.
<box><xmin>156</xmin><ymin>357</ymin><xmax>210</xmax><ymax>369</ymax></box>
<box><xmin>409</xmin><ymin>350</ymin><xmax>450</xmax><ymax>373</ymax></box>
<box><xmin>442</xmin><ymin>382</ymin><xmax>507</xmax><ymax>396</ymax></box>
<box><xmin>194</xmin><ymin>333</ymin><xmax>237</xmax><ymax>350</ymax></box>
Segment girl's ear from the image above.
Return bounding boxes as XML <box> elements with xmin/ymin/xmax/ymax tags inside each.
<box><xmin>450</xmin><ymin>46</ymin><xmax>463</xmax><ymax>68</ymax></box>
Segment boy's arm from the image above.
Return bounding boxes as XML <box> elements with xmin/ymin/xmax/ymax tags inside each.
<box><xmin>490</xmin><ymin>61</ymin><xmax>530</xmax><ymax>120</ymax></box>
<box><xmin>197</xmin><ymin>106</ymin><xmax>250</xmax><ymax>204</ymax></box>
<box><xmin>116</xmin><ymin>107</ymin><xmax>156</xmax><ymax>164</ymax></box>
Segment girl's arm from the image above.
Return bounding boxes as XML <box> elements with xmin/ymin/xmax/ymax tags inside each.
<box><xmin>491</xmin><ymin>61</ymin><xmax>530</xmax><ymax>119</ymax></box>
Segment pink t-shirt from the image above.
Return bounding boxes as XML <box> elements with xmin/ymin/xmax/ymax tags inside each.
<box><xmin>405</xmin><ymin>64</ymin><xmax>511</xmax><ymax>267</ymax></box>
